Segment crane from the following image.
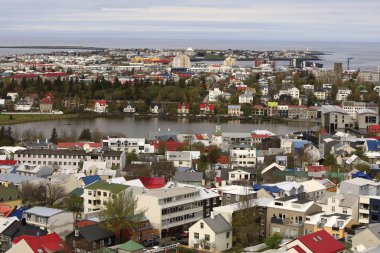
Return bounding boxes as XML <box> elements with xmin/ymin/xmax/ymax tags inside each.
<box><xmin>347</xmin><ymin>57</ymin><xmax>353</xmax><ymax>70</ymax></box>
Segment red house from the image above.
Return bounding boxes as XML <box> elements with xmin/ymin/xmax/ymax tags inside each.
<box><xmin>177</xmin><ymin>103</ymin><xmax>190</xmax><ymax>114</ymax></box>
<box><xmin>11</xmin><ymin>233</ymin><xmax>71</xmax><ymax>253</ymax></box>
<box><xmin>199</xmin><ymin>103</ymin><xmax>215</xmax><ymax>114</ymax></box>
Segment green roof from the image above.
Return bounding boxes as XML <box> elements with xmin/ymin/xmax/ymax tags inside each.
<box><xmin>69</xmin><ymin>187</ymin><xmax>84</xmax><ymax>197</ymax></box>
<box><xmin>119</xmin><ymin>240</ymin><xmax>144</xmax><ymax>251</ymax></box>
<box><xmin>85</xmin><ymin>181</ymin><xmax>129</xmax><ymax>194</ymax></box>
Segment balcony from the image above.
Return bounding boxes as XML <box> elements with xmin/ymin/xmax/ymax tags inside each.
<box><xmin>271</xmin><ymin>217</ymin><xmax>284</xmax><ymax>225</ymax></box>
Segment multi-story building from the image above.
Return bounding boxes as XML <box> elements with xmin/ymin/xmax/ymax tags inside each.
<box><xmin>83</xmin><ymin>181</ymin><xmax>130</xmax><ymax>214</ymax></box>
<box><xmin>166</xmin><ymin>151</ymin><xmax>200</xmax><ymax>169</ymax></box>
<box><xmin>267</xmin><ymin>102</ymin><xmax>278</xmax><ymax>117</ymax></box>
<box><xmin>358</xmin><ymin>195</ymin><xmax>380</xmax><ymax>224</ymax></box>
<box><xmin>227</xmin><ymin>105</ymin><xmax>242</xmax><ymax>116</ymax></box>
<box><xmin>342</xmin><ymin>101</ymin><xmax>378</xmax><ymax>119</ymax></box>
<box><xmin>229</xmin><ymin>144</ymin><xmax>256</xmax><ymax>168</ymax></box>
<box><xmin>217</xmin><ymin>185</ymin><xmax>256</xmax><ymax>206</ymax></box>
<box><xmin>177</xmin><ymin>103</ymin><xmax>190</xmax><ymax>114</ymax></box>
<box><xmin>253</xmin><ymin>105</ymin><xmax>266</xmax><ymax>117</ymax></box>
<box><xmin>239</xmin><ymin>94</ymin><xmax>253</xmax><ymax>104</ymax></box>
<box><xmin>14</xmin><ymin>149</ymin><xmax>125</xmax><ymax>173</ymax></box>
<box><xmin>321</xmin><ymin>105</ymin><xmax>353</xmax><ymax>133</ymax></box>
<box><xmin>336</xmin><ymin>88</ymin><xmax>352</xmax><ymax>101</ymax></box>
<box><xmin>23</xmin><ymin>207</ymin><xmax>74</xmax><ymax>238</ymax></box>
<box><xmin>339</xmin><ymin>177</ymin><xmax>380</xmax><ymax>196</ymax></box>
<box><xmin>266</xmin><ymin>196</ymin><xmax>322</xmax><ymax>239</ymax></box>
<box><xmin>133</xmin><ymin>184</ymin><xmax>220</xmax><ymax>236</ymax></box>
<box><xmin>356</xmin><ymin>109</ymin><xmax>379</xmax><ymax>130</ymax></box>
<box><xmin>102</xmin><ymin>137</ymin><xmax>154</xmax><ymax>153</ymax></box>
<box><xmin>278</xmin><ymin>105</ymin><xmax>288</xmax><ymax>118</ymax></box>
<box><xmin>314</xmin><ymin>90</ymin><xmax>327</xmax><ymax>101</ymax></box>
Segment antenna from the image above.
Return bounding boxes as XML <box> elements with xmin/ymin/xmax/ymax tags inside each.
<box><xmin>347</xmin><ymin>57</ymin><xmax>353</xmax><ymax>70</ymax></box>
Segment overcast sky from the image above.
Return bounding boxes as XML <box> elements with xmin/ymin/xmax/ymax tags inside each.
<box><xmin>1</xmin><ymin>0</ymin><xmax>379</xmax><ymax>44</ymax></box>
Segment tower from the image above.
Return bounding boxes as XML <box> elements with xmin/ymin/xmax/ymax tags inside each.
<box><xmin>215</xmin><ymin>116</ymin><xmax>222</xmax><ymax>136</ymax></box>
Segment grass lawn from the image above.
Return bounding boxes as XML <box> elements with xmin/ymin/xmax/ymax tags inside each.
<box><xmin>0</xmin><ymin>113</ymin><xmax>79</xmax><ymax>125</ymax></box>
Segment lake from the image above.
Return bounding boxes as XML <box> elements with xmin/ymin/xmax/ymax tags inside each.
<box><xmin>9</xmin><ymin>117</ymin><xmax>320</xmax><ymax>139</ymax></box>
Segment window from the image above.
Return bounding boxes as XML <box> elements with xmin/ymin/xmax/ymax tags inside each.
<box><xmin>372</xmin><ymin>205</ymin><xmax>379</xmax><ymax>212</ymax></box>
<box><xmin>226</xmin><ymin>232</ymin><xmax>230</xmax><ymax>238</ymax></box>
<box><xmin>108</xmin><ymin>238</ymin><xmax>112</xmax><ymax>245</ymax></box>
<box><xmin>194</xmin><ymin>233</ymin><xmax>199</xmax><ymax>239</ymax></box>
<box><xmin>88</xmin><ymin>191</ymin><xmax>92</xmax><ymax>196</ymax></box>
<box><xmin>100</xmin><ymin>240</ymin><xmax>104</xmax><ymax>247</ymax></box>
<box><xmin>205</xmin><ymin>234</ymin><xmax>210</xmax><ymax>241</ymax></box>
<box><xmin>343</xmin><ymin>208</ymin><xmax>347</xmax><ymax>214</ymax></box>
<box><xmin>332</xmin><ymin>206</ymin><xmax>335</xmax><ymax>212</ymax></box>
<box><xmin>200</xmin><ymin>222</ymin><xmax>204</xmax><ymax>229</ymax></box>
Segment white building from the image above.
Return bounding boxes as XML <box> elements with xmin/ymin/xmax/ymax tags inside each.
<box><xmin>166</xmin><ymin>151</ymin><xmax>200</xmax><ymax>169</ymax></box>
<box><xmin>208</xmin><ymin>88</ymin><xmax>224</xmax><ymax>103</ymax></box>
<box><xmin>314</xmin><ymin>91</ymin><xmax>327</xmax><ymax>101</ymax></box>
<box><xmin>14</xmin><ymin>100</ymin><xmax>32</xmax><ymax>111</ymax></box>
<box><xmin>102</xmin><ymin>137</ymin><xmax>154</xmax><ymax>153</ymax></box>
<box><xmin>16</xmin><ymin>163</ymin><xmax>54</xmax><ymax>178</ymax></box>
<box><xmin>239</xmin><ymin>94</ymin><xmax>253</xmax><ymax>104</ymax></box>
<box><xmin>318</xmin><ymin>192</ymin><xmax>359</xmax><ymax>221</ymax></box>
<box><xmin>229</xmin><ymin>145</ymin><xmax>256</xmax><ymax>168</ymax></box>
<box><xmin>336</xmin><ymin>88</ymin><xmax>352</xmax><ymax>101</ymax></box>
<box><xmin>189</xmin><ymin>213</ymin><xmax>232</xmax><ymax>252</ymax></box>
<box><xmin>171</xmin><ymin>54</ymin><xmax>191</xmax><ymax>69</ymax></box>
<box><xmin>342</xmin><ymin>101</ymin><xmax>378</xmax><ymax>119</ymax></box>
<box><xmin>94</xmin><ymin>100</ymin><xmax>108</xmax><ymax>113</ymax></box>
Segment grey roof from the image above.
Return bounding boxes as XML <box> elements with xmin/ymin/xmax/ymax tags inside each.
<box><xmin>367</xmin><ymin>223</ymin><xmax>380</xmax><ymax>240</ymax></box>
<box><xmin>174</xmin><ymin>172</ymin><xmax>203</xmax><ymax>182</ymax></box>
<box><xmin>79</xmin><ymin>224</ymin><xmax>115</xmax><ymax>241</ymax></box>
<box><xmin>321</xmin><ymin>105</ymin><xmax>347</xmax><ymax>115</ymax></box>
<box><xmin>318</xmin><ymin>192</ymin><xmax>359</xmax><ymax>208</ymax></box>
<box><xmin>24</xmin><ymin>206</ymin><xmax>66</xmax><ymax>217</ymax></box>
<box><xmin>203</xmin><ymin>214</ymin><xmax>232</xmax><ymax>234</ymax></box>
<box><xmin>357</xmin><ymin>109</ymin><xmax>378</xmax><ymax>115</ymax></box>
<box><xmin>0</xmin><ymin>173</ymin><xmax>45</xmax><ymax>184</ymax></box>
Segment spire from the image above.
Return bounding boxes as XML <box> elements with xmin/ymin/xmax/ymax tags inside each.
<box><xmin>215</xmin><ymin>116</ymin><xmax>222</xmax><ymax>136</ymax></box>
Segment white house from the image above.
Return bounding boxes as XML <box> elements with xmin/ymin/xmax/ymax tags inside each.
<box><xmin>336</xmin><ymin>88</ymin><xmax>352</xmax><ymax>101</ymax></box>
<box><xmin>94</xmin><ymin>100</ymin><xmax>108</xmax><ymax>113</ymax></box>
<box><xmin>239</xmin><ymin>94</ymin><xmax>253</xmax><ymax>104</ymax></box>
<box><xmin>189</xmin><ymin>213</ymin><xmax>232</xmax><ymax>252</ymax></box>
<box><xmin>14</xmin><ymin>100</ymin><xmax>32</xmax><ymax>111</ymax></box>
<box><xmin>23</xmin><ymin>207</ymin><xmax>74</xmax><ymax>238</ymax></box>
<box><xmin>229</xmin><ymin>145</ymin><xmax>256</xmax><ymax>168</ymax></box>
<box><xmin>123</xmin><ymin>104</ymin><xmax>136</xmax><ymax>113</ymax></box>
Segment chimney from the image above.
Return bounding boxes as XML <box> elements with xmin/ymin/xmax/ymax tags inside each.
<box><xmin>210</xmin><ymin>211</ymin><xmax>215</xmax><ymax>219</ymax></box>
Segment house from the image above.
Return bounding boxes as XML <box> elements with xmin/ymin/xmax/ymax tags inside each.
<box><xmin>199</xmin><ymin>103</ymin><xmax>215</xmax><ymax>115</ymax></box>
<box><xmin>9</xmin><ymin>233</ymin><xmax>70</xmax><ymax>253</ymax></box>
<box><xmin>304</xmin><ymin>211</ymin><xmax>359</xmax><ymax>240</ymax></box>
<box><xmin>83</xmin><ymin>181</ymin><xmax>129</xmax><ymax>214</ymax></box>
<box><xmin>260</xmin><ymin>162</ymin><xmax>286</xmax><ymax>183</ymax></box>
<box><xmin>217</xmin><ymin>185</ymin><xmax>256</xmax><ymax>205</ymax></box>
<box><xmin>299</xmin><ymin>179</ymin><xmax>327</xmax><ymax>201</ymax></box>
<box><xmin>336</xmin><ymin>88</ymin><xmax>352</xmax><ymax>101</ymax></box>
<box><xmin>253</xmin><ymin>105</ymin><xmax>266</xmax><ymax>117</ymax></box>
<box><xmin>0</xmin><ymin>183</ymin><xmax>22</xmax><ymax>208</ymax></box>
<box><xmin>352</xmin><ymin>223</ymin><xmax>380</xmax><ymax>252</ymax></box>
<box><xmin>356</xmin><ymin>109</ymin><xmax>379</xmax><ymax>130</ymax></box>
<box><xmin>150</xmin><ymin>104</ymin><xmax>162</xmax><ymax>114</ymax></box>
<box><xmin>94</xmin><ymin>100</ymin><xmax>108</xmax><ymax>113</ymax></box>
<box><xmin>16</xmin><ymin>163</ymin><xmax>54</xmax><ymax>178</ymax></box>
<box><xmin>286</xmin><ymin>229</ymin><xmax>345</xmax><ymax>253</ymax></box>
<box><xmin>318</xmin><ymin>192</ymin><xmax>359</xmax><ymax>221</ymax></box>
<box><xmin>177</xmin><ymin>103</ymin><xmax>190</xmax><ymax>115</ymax></box>
<box><xmin>39</xmin><ymin>96</ymin><xmax>54</xmax><ymax>113</ymax></box>
<box><xmin>239</xmin><ymin>94</ymin><xmax>253</xmax><ymax>104</ymax></box>
<box><xmin>66</xmin><ymin>220</ymin><xmax>116</xmax><ymax>252</ymax></box>
<box><xmin>228</xmin><ymin>168</ymin><xmax>255</xmax><ymax>182</ymax></box>
<box><xmin>14</xmin><ymin>99</ymin><xmax>32</xmax><ymax>111</ymax></box>
<box><xmin>23</xmin><ymin>207</ymin><xmax>74</xmax><ymax>238</ymax></box>
<box><xmin>174</xmin><ymin>171</ymin><xmax>203</xmax><ymax>186</ymax></box>
<box><xmin>267</xmin><ymin>102</ymin><xmax>278</xmax><ymax>117</ymax></box>
<box><xmin>339</xmin><ymin>177</ymin><xmax>380</xmax><ymax>196</ymax></box>
<box><xmin>166</xmin><ymin>151</ymin><xmax>200</xmax><ymax>169</ymax></box>
<box><xmin>266</xmin><ymin>196</ymin><xmax>322</xmax><ymax>239</ymax></box>
<box><xmin>227</xmin><ymin>105</ymin><xmax>242</xmax><ymax>116</ymax></box>
<box><xmin>229</xmin><ymin>144</ymin><xmax>256</xmax><ymax>168</ymax></box>
<box><xmin>124</xmin><ymin>103</ymin><xmax>136</xmax><ymax>114</ymax></box>
<box><xmin>0</xmin><ymin>217</ymin><xmax>48</xmax><ymax>252</ymax></box>
<box><xmin>189</xmin><ymin>213</ymin><xmax>232</xmax><ymax>252</ymax></box>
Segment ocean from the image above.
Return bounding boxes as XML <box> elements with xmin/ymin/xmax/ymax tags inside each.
<box><xmin>0</xmin><ymin>39</ymin><xmax>379</xmax><ymax>70</ymax></box>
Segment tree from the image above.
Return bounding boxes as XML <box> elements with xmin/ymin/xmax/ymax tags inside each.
<box><xmin>65</xmin><ymin>195</ymin><xmax>84</xmax><ymax>214</ymax></box>
<box><xmin>20</xmin><ymin>181</ymin><xmax>66</xmax><ymax>206</ymax></box>
<box><xmin>78</xmin><ymin>128</ymin><xmax>92</xmax><ymax>141</ymax></box>
<box><xmin>50</xmin><ymin>128</ymin><xmax>59</xmax><ymax>144</ymax></box>
<box><xmin>126</xmin><ymin>151</ymin><xmax>139</xmax><ymax>164</ymax></box>
<box><xmin>151</xmin><ymin>161</ymin><xmax>176</xmax><ymax>179</ymax></box>
<box><xmin>264</xmin><ymin>232</ymin><xmax>283</xmax><ymax>249</ymax></box>
<box><xmin>99</xmin><ymin>190</ymin><xmax>146</xmax><ymax>244</ymax></box>
<box><xmin>45</xmin><ymin>183</ymin><xmax>66</xmax><ymax>206</ymax></box>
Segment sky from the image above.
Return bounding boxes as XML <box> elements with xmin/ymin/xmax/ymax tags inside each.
<box><xmin>0</xmin><ymin>0</ymin><xmax>379</xmax><ymax>46</ymax></box>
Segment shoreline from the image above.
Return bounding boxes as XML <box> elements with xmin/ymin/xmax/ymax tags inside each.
<box><xmin>0</xmin><ymin>112</ymin><xmax>321</xmax><ymax>126</ymax></box>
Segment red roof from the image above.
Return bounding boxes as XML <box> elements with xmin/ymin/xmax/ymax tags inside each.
<box><xmin>0</xmin><ymin>160</ymin><xmax>17</xmax><ymax>165</ymax></box>
<box><xmin>307</xmin><ymin>165</ymin><xmax>329</xmax><ymax>172</ymax></box>
<box><xmin>12</xmin><ymin>233</ymin><xmax>68</xmax><ymax>253</ymax></box>
<box><xmin>42</xmin><ymin>72</ymin><xmax>66</xmax><ymax>77</ymax></box>
<box><xmin>251</xmin><ymin>134</ymin><xmax>272</xmax><ymax>139</ymax></box>
<box><xmin>292</xmin><ymin>245</ymin><xmax>307</xmax><ymax>253</ymax></box>
<box><xmin>217</xmin><ymin>156</ymin><xmax>229</xmax><ymax>164</ymax></box>
<box><xmin>152</xmin><ymin>141</ymin><xmax>185</xmax><ymax>152</ymax></box>
<box><xmin>0</xmin><ymin>205</ymin><xmax>14</xmax><ymax>217</ymax></box>
<box><xmin>96</xmin><ymin>100</ymin><xmax>107</xmax><ymax>106</ymax></box>
<box><xmin>178</xmin><ymin>103</ymin><xmax>190</xmax><ymax>109</ymax></box>
<box><xmin>75</xmin><ymin>220</ymin><xmax>97</xmax><ymax>228</ymax></box>
<box><xmin>10</xmin><ymin>73</ymin><xmax>37</xmax><ymax>79</ymax></box>
<box><xmin>253</xmin><ymin>105</ymin><xmax>265</xmax><ymax>109</ymax></box>
<box><xmin>199</xmin><ymin>104</ymin><xmax>215</xmax><ymax>110</ymax></box>
<box><xmin>290</xmin><ymin>230</ymin><xmax>345</xmax><ymax>253</ymax></box>
<box><xmin>57</xmin><ymin>142</ymin><xmax>102</xmax><ymax>149</ymax></box>
<box><xmin>140</xmin><ymin>177</ymin><xmax>166</xmax><ymax>189</ymax></box>
<box><xmin>369</xmin><ymin>125</ymin><xmax>380</xmax><ymax>133</ymax></box>
<box><xmin>40</xmin><ymin>97</ymin><xmax>54</xmax><ymax>104</ymax></box>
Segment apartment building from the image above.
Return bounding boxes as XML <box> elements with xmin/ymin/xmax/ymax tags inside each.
<box><xmin>266</xmin><ymin>196</ymin><xmax>322</xmax><ymax>239</ymax></box>
<box><xmin>227</xmin><ymin>105</ymin><xmax>242</xmax><ymax>116</ymax></box>
<box><xmin>83</xmin><ymin>181</ymin><xmax>130</xmax><ymax>214</ymax></box>
<box><xmin>14</xmin><ymin>149</ymin><xmax>125</xmax><ymax>173</ymax></box>
<box><xmin>336</xmin><ymin>88</ymin><xmax>352</xmax><ymax>101</ymax></box>
<box><xmin>217</xmin><ymin>185</ymin><xmax>256</xmax><ymax>206</ymax></box>
<box><xmin>321</xmin><ymin>105</ymin><xmax>353</xmax><ymax>133</ymax></box>
<box><xmin>358</xmin><ymin>195</ymin><xmax>380</xmax><ymax>224</ymax></box>
<box><xmin>102</xmin><ymin>137</ymin><xmax>154</xmax><ymax>154</ymax></box>
<box><xmin>133</xmin><ymin>184</ymin><xmax>220</xmax><ymax>236</ymax></box>
<box><xmin>166</xmin><ymin>151</ymin><xmax>200</xmax><ymax>169</ymax></box>
<box><xmin>229</xmin><ymin>144</ymin><xmax>256</xmax><ymax>168</ymax></box>
<box><xmin>23</xmin><ymin>207</ymin><xmax>74</xmax><ymax>238</ymax></box>
<box><xmin>356</xmin><ymin>109</ymin><xmax>379</xmax><ymax>130</ymax></box>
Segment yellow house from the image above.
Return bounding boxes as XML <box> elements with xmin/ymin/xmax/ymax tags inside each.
<box><xmin>304</xmin><ymin>212</ymin><xmax>359</xmax><ymax>239</ymax></box>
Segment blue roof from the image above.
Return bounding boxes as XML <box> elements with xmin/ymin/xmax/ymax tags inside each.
<box><xmin>8</xmin><ymin>206</ymin><xmax>29</xmax><ymax>220</ymax></box>
<box><xmin>352</xmin><ymin>171</ymin><xmax>372</xmax><ymax>180</ymax></box>
<box><xmin>293</xmin><ymin>140</ymin><xmax>309</xmax><ymax>149</ymax></box>
<box><xmin>81</xmin><ymin>175</ymin><xmax>101</xmax><ymax>186</ymax></box>
<box><xmin>253</xmin><ymin>184</ymin><xmax>282</xmax><ymax>193</ymax></box>
<box><xmin>366</xmin><ymin>140</ymin><xmax>380</xmax><ymax>152</ymax></box>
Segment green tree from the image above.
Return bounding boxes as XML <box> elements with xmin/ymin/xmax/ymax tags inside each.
<box><xmin>100</xmin><ymin>190</ymin><xmax>146</xmax><ymax>244</ymax></box>
<box><xmin>65</xmin><ymin>195</ymin><xmax>83</xmax><ymax>214</ymax></box>
<box><xmin>78</xmin><ymin>128</ymin><xmax>92</xmax><ymax>141</ymax></box>
<box><xmin>126</xmin><ymin>151</ymin><xmax>139</xmax><ymax>164</ymax></box>
<box><xmin>50</xmin><ymin>128</ymin><xmax>59</xmax><ymax>144</ymax></box>
<box><xmin>264</xmin><ymin>232</ymin><xmax>283</xmax><ymax>249</ymax></box>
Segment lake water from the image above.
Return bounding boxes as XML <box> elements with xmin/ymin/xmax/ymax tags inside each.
<box><xmin>9</xmin><ymin>117</ymin><xmax>320</xmax><ymax>139</ymax></box>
